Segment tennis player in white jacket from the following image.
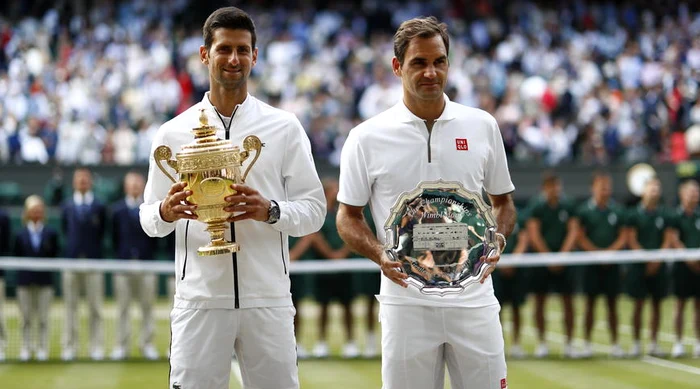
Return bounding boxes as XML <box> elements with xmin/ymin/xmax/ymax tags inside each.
<box><xmin>140</xmin><ymin>7</ymin><xmax>326</xmax><ymax>389</ymax></box>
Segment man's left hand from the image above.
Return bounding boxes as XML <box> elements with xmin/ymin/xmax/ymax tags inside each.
<box><xmin>224</xmin><ymin>184</ymin><xmax>271</xmax><ymax>223</ymax></box>
<box><xmin>479</xmin><ymin>236</ymin><xmax>505</xmax><ymax>284</ymax></box>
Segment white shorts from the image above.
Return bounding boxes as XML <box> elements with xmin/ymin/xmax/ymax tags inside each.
<box><xmin>169</xmin><ymin>306</ymin><xmax>298</xmax><ymax>389</ymax></box>
<box><xmin>380</xmin><ymin>303</ymin><xmax>507</xmax><ymax>389</ymax></box>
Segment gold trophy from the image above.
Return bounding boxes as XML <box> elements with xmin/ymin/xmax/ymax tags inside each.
<box><xmin>154</xmin><ymin>108</ymin><xmax>263</xmax><ymax>256</ymax></box>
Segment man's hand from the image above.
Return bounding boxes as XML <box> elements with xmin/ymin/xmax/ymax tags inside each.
<box><xmin>479</xmin><ymin>238</ymin><xmax>505</xmax><ymax>283</ymax></box>
<box><xmin>381</xmin><ymin>251</ymin><xmax>408</xmax><ymax>288</ymax></box>
<box><xmin>159</xmin><ymin>182</ymin><xmax>198</xmax><ymax>223</ymax></box>
<box><xmin>224</xmin><ymin>184</ymin><xmax>271</xmax><ymax>223</ymax></box>
<box><xmin>645</xmin><ymin>261</ymin><xmax>662</xmax><ymax>276</ymax></box>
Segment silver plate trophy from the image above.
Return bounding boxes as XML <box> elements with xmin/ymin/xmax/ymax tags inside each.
<box><xmin>384</xmin><ymin>180</ymin><xmax>500</xmax><ymax>296</ymax></box>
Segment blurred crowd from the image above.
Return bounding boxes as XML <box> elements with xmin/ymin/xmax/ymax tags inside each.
<box><xmin>0</xmin><ymin>0</ymin><xmax>699</xmax><ymax>167</ymax></box>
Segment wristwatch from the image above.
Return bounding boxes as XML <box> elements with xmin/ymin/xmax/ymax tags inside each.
<box><xmin>266</xmin><ymin>200</ymin><xmax>280</xmax><ymax>224</ymax></box>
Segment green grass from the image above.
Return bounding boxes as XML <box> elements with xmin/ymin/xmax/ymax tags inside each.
<box><xmin>1</xmin><ymin>295</ymin><xmax>699</xmax><ymax>388</ymax></box>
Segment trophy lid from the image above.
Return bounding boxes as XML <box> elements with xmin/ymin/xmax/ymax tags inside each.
<box><xmin>177</xmin><ymin>108</ymin><xmax>239</xmax><ymax>156</ymax></box>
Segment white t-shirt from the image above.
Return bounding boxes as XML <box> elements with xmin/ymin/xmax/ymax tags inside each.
<box><xmin>338</xmin><ymin>95</ymin><xmax>515</xmax><ymax>307</ymax></box>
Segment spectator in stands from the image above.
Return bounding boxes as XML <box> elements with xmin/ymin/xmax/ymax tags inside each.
<box><xmin>492</xmin><ymin>207</ymin><xmax>529</xmax><ymax>359</ymax></box>
<box><xmin>668</xmin><ymin>180</ymin><xmax>700</xmax><ymax>358</ymax></box>
<box><xmin>527</xmin><ymin>173</ymin><xmax>579</xmax><ymax>358</ymax></box>
<box><xmin>0</xmin><ymin>207</ymin><xmax>9</xmax><ymax>361</ymax></box>
<box><xmin>573</xmin><ymin>172</ymin><xmax>628</xmax><ymax>358</ymax></box>
<box><xmin>2</xmin><ymin>2</ymin><xmax>698</xmax><ymax>167</ymax></box>
<box><xmin>110</xmin><ymin>171</ymin><xmax>159</xmax><ymax>360</ymax></box>
<box><xmin>625</xmin><ymin>176</ymin><xmax>674</xmax><ymax>357</ymax></box>
<box><xmin>61</xmin><ymin>168</ymin><xmax>107</xmax><ymax>361</ymax></box>
<box><xmin>310</xmin><ymin>178</ymin><xmax>358</xmax><ymax>358</ymax></box>
<box><xmin>14</xmin><ymin>195</ymin><xmax>58</xmax><ymax>361</ymax></box>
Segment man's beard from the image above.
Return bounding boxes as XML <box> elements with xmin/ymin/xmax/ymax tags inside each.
<box><xmin>214</xmin><ymin>70</ymin><xmax>247</xmax><ymax>90</ymax></box>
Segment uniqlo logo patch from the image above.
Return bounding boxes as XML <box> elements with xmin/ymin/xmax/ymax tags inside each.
<box><xmin>455</xmin><ymin>138</ymin><xmax>469</xmax><ymax>150</ymax></box>
<box><xmin>501</xmin><ymin>378</ymin><xmax>508</xmax><ymax>389</ymax></box>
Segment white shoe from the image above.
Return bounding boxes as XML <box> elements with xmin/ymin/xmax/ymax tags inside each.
<box><xmin>628</xmin><ymin>342</ymin><xmax>641</xmax><ymax>358</ymax></box>
<box><xmin>36</xmin><ymin>349</ymin><xmax>49</xmax><ymax>361</ymax></box>
<box><xmin>534</xmin><ymin>343</ymin><xmax>549</xmax><ymax>358</ymax></box>
<box><xmin>693</xmin><ymin>342</ymin><xmax>700</xmax><ymax>358</ymax></box>
<box><xmin>342</xmin><ymin>342</ymin><xmax>360</xmax><ymax>358</ymax></box>
<box><xmin>19</xmin><ymin>348</ymin><xmax>31</xmax><ymax>361</ymax></box>
<box><xmin>143</xmin><ymin>344</ymin><xmax>159</xmax><ymax>360</ymax></box>
<box><xmin>296</xmin><ymin>344</ymin><xmax>309</xmax><ymax>359</ymax></box>
<box><xmin>111</xmin><ymin>347</ymin><xmax>127</xmax><ymax>361</ymax></box>
<box><xmin>312</xmin><ymin>342</ymin><xmax>330</xmax><ymax>358</ymax></box>
<box><xmin>580</xmin><ymin>342</ymin><xmax>593</xmax><ymax>358</ymax></box>
<box><xmin>509</xmin><ymin>344</ymin><xmax>525</xmax><ymax>359</ymax></box>
<box><xmin>647</xmin><ymin>342</ymin><xmax>665</xmax><ymax>357</ymax></box>
<box><xmin>610</xmin><ymin>344</ymin><xmax>624</xmax><ymax>358</ymax></box>
<box><xmin>671</xmin><ymin>342</ymin><xmax>685</xmax><ymax>358</ymax></box>
<box><xmin>61</xmin><ymin>348</ymin><xmax>75</xmax><ymax>361</ymax></box>
<box><xmin>563</xmin><ymin>344</ymin><xmax>578</xmax><ymax>359</ymax></box>
<box><xmin>91</xmin><ymin>347</ymin><xmax>105</xmax><ymax>361</ymax></box>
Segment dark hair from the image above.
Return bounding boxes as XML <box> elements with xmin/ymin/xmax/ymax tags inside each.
<box><xmin>393</xmin><ymin>16</ymin><xmax>449</xmax><ymax>65</ymax></box>
<box><xmin>541</xmin><ymin>171</ymin><xmax>560</xmax><ymax>186</ymax></box>
<box><xmin>591</xmin><ymin>170</ymin><xmax>611</xmax><ymax>183</ymax></box>
<box><xmin>203</xmin><ymin>7</ymin><xmax>256</xmax><ymax>50</ymax></box>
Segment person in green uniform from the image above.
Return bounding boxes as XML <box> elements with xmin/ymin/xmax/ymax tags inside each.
<box><xmin>668</xmin><ymin>179</ymin><xmax>700</xmax><ymax>358</ymax></box>
<box><xmin>527</xmin><ymin>173</ymin><xmax>578</xmax><ymax>358</ymax></box>
<box><xmin>289</xmin><ymin>234</ymin><xmax>316</xmax><ymax>359</ymax></box>
<box><xmin>492</xmin><ymin>206</ymin><xmax>529</xmax><ymax>358</ymax></box>
<box><xmin>625</xmin><ymin>177</ymin><xmax>674</xmax><ymax>357</ymax></box>
<box><xmin>310</xmin><ymin>178</ymin><xmax>357</xmax><ymax>358</ymax></box>
<box><xmin>351</xmin><ymin>206</ymin><xmax>380</xmax><ymax>357</ymax></box>
<box><xmin>573</xmin><ymin>172</ymin><xmax>627</xmax><ymax>358</ymax></box>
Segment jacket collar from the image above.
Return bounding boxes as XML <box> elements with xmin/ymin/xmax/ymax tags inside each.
<box><xmin>395</xmin><ymin>93</ymin><xmax>456</xmax><ymax>123</ymax></box>
<box><xmin>200</xmin><ymin>92</ymin><xmax>254</xmax><ymax>119</ymax></box>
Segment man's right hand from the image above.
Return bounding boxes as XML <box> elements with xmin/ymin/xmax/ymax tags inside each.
<box><xmin>380</xmin><ymin>251</ymin><xmax>408</xmax><ymax>288</ymax></box>
<box><xmin>159</xmin><ymin>182</ymin><xmax>198</xmax><ymax>223</ymax></box>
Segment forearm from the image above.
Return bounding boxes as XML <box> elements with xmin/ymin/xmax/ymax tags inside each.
<box><xmin>530</xmin><ymin>234</ymin><xmax>550</xmax><ymax>253</ymax></box>
<box><xmin>628</xmin><ymin>230</ymin><xmax>643</xmax><ymax>250</ymax></box>
<box><xmin>607</xmin><ymin>233</ymin><xmax>627</xmax><ymax>251</ymax></box>
<box><xmin>337</xmin><ymin>211</ymin><xmax>383</xmax><ymax>265</ymax></box>
<box><xmin>577</xmin><ymin>235</ymin><xmax>600</xmax><ymax>251</ymax></box>
<box><xmin>491</xmin><ymin>196</ymin><xmax>516</xmax><ymax>238</ymax></box>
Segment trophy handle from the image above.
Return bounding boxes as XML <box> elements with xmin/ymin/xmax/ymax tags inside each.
<box><xmin>154</xmin><ymin>145</ymin><xmax>178</xmax><ymax>184</ymax></box>
<box><xmin>240</xmin><ymin>135</ymin><xmax>263</xmax><ymax>182</ymax></box>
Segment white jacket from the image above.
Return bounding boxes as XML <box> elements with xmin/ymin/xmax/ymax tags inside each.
<box><xmin>140</xmin><ymin>93</ymin><xmax>326</xmax><ymax>309</ymax></box>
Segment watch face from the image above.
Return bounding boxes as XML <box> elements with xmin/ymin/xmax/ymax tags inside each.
<box><xmin>268</xmin><ymin>202</ymin><xmax>280</xmax><ymax>223</ymax></box>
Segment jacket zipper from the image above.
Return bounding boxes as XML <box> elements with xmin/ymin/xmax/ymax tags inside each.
<box><xmin>180</xmin><ymin>220</ymin><xmax>190</xmax><ymax>280</ymax></box>
<box><xmin>217</xmin><ymin>104</ymin><xmax>241</xmax><ymax>309</ymax></box>
<box><xmin>279</xmin><ymin>232</ymin><xmax>287</xmax><ymax>274</ymax></box>
<box><xmin>230</xmin><ymin>222</ymin><xmax>240</xmax><ymax>309</ymax></box>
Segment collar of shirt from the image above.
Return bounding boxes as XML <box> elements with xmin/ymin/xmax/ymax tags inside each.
<box><xmin>27</xmin><ymin>221</ymin><xmax>44</xmax><ymax>235</ymax></box>
<box><xmin>125</xmin><ymin>196</ymin><xmax>143</xmax><ymax>209</ymax></box>
<box><xmin>201</xmin><ymin>91</ymin><xmax>251</xmax><ymax>120</ymax></box>
<box><xmin>73</xmin><ymin>191</ymin><xmax>94</xmax><ymax>206</ymax></box>
<box><xmin>394</xmin><ymin>93</ymin><xmax>457</xmax><ymax>124</ymax></box>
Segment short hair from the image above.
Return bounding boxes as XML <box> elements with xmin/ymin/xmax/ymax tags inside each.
<box><xmin>591</xmin><ymin>170</ymin><xmax>611</xmax><ymax>183</ymax></box>
<box><xmin>22</xmin><ymin>195</ymin><xmax>44</xmax><ymax>224</ymax></box>
<box><xmin>393</xmin><ymin>16</ymin><xmax>450</xmax><ymax>65</ymax></box>
<box><xmin>680</xmin><ymin>179</ymin><xmax>699</xmax><ymax>193</ymax></box>
<box><xmin>541</xmin><ymin>171</ymin><xmax>560</xmax><ymax>186</ymax></box>
<box><xmin>203</xmin><ymin>7</ymin><xmax>256</xmax><ymax>50</ymax></box>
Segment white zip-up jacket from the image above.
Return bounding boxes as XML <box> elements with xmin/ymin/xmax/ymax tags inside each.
<box><xmin>140</xmin><ymin>93</ymin><xmax>326</xmax><ymax>309</ymax></box>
